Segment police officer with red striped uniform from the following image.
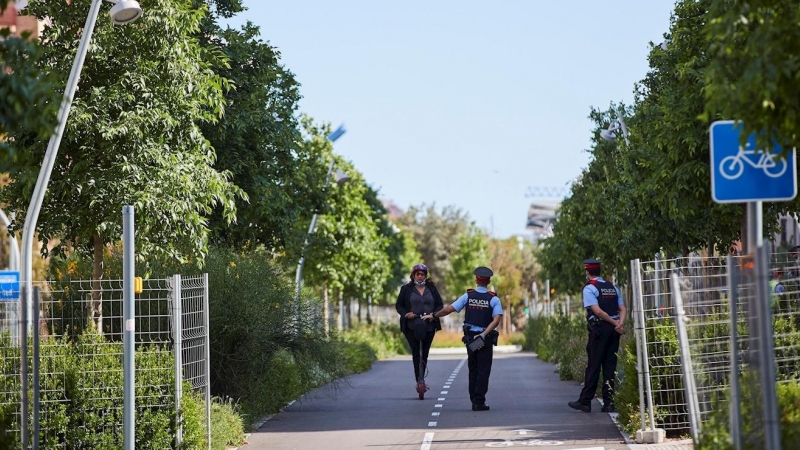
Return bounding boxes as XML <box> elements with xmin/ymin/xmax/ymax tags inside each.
<box><xmin>426</xmin><ymin>267</ymin><xmax>502</xmax><ymax>411</ymax></box>
<box><xmin>568</xmin><ymin>259</ymin><xmax>626</xmax><ymax>413</ymax></box>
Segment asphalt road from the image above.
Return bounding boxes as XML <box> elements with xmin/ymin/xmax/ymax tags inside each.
<box><xmin>244</xmin><ymin>351</ymin><xmax>630</xmax><ymax>450</ymax></box>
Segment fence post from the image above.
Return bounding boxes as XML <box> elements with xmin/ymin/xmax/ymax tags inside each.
<box><xmin>20</xmin><ymin>284</ymin><xmax>28</xmax><ymax>449</ymax></box>
<box><xmin>727</xmin><ymin>255</ymin><xmax>743</xmax><ymax>450</ymax></box>
<box><xmin>632</xmin><ymin>258</ymin><xmax>665</xmax><ymax>443</ymax></box>
<box><xmin>203</xmin><ymin>273</ymin><xmax>212</xmax><ymax>449</ymax></box>
<box><xmin>671</xmin><ymin>273</ymin><xmax>702</xmax><ymax>443</ymax></box>
<box><xmin>123</xmin><ymin>205</ymin><xmax>135</xmax><ymax>450</ymax></box>
<box><xmin>755</xmin><ymin>244</ymin><xmax>781</xmax><ymax>450</ymax></box>
<box><xmin>545</xmin><ymin>279</ymin><xmax>550</xmax><ymax>317</ymax></box>
<box><xmin>32</xmin><ymin>287</ymin><xmax>40</xmax><ymax>450</ymax></box>
<box><xmin>630</xmin><ymin>259</ymin><xmax>647</xmax><ymax>433</ymax></box>
<box><xmin>172</xmin><ymin>274</ymin><xmax>183</xmax><ymax>447</ymax></box>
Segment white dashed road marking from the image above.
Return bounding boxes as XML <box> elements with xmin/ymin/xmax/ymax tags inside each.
<box><xmin>421</xmin><ymin>432</ymin><xmax>434</xmax><ymax>450</ymax></box>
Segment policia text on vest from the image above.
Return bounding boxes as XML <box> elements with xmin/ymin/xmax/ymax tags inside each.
<box><xmin>425</xmin><ymin>266</ymin><xmax>503</xmax><ymax>412</ymax></box>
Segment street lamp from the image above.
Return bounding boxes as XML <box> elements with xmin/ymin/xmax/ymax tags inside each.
<box><xmin>599</xmin><ymin>108</ymin><xmax>630</xmax><ymax>146</ymax></box>
<box><xmin>18</xmin><ymin>1</ymin><xmax>141</xmax><ymax>447</ymax></box>
<box><xmin>294</xmin><ymin>125</ymin><xmax>349</xmax><ymax>302</ymax></box>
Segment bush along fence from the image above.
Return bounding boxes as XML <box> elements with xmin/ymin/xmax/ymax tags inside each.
<box><xmin>628</xmin><ymin>252</ymin><xmax>800</xmax><ymax>449</ymax></box>
<box><xmin>0</xmin><ymin>275</ymin><xmax>211</xmax><ymax>449</ymax></box>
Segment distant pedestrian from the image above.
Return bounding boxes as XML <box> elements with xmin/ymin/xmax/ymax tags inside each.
<box><xmin>425</xmin><ymin>266</ymin><xmax>502</xmax><ymax>411</ymax></box>
<box><xmin>569</xmin><ymin>259</ymin><xmax>626</xmax><ymax>413</ymax></box>
<box><xmin>396</xmin><ymin>264</ymin><xmax>443</xmax><ymax>393</ymax></box>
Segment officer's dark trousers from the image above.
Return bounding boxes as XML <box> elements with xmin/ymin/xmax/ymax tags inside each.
<box><xmin>578</xmin><ymin>321</ymin><xmax>620</xmax><ymax>406</ymax></box>
<box><xmin>466</xmin><ymin>332</ymin><xmax>494</xmax><ymax>406</ymax></box>
<box><xmin>404</xmin><ymin>330</ymin><xmax>435</xmax><ymax>381</ymax></box>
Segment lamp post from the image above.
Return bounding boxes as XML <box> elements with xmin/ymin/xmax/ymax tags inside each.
<box><xmin>18</xmin><ymin>1</ymin><xmax>142</xmax><ymax>447</ymax></box>
<box><xmin>294</xmin><ymin>125</ymin><xmax>349</xmax><ymax>302</ymax></box>
<box><xmin>599</xmin><ymin>108</ymin><xmax>630</xmax><ymax>146</ymax></box>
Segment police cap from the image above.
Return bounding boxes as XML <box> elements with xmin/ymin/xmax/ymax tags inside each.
<box><xmin>583</xmin><ymin>259</ymin><xmax>601</xmax><ymax>270</ymax></box>
<box><xmin>474</xmin><ymin>266</ymin><xmax>493</xmax><ymax>280</ymax></box>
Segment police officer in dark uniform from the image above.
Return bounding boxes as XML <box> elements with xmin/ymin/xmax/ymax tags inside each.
<box><xmin>568</xmin><ymin>259</ymin><xmax>626</xmax><ymax>413</ymax></box>
<box><xmin>424</xmin><ymin>266</ymin><xmax>503</xmax><ymax>411</ymax></box>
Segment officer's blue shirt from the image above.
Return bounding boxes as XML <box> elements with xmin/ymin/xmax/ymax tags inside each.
<box><xmin>452</xmin><ymin>287</ymin><xmax>504</xmax><ymax>332</ymax></box>
<box><xmin>583</xmin><ymin>277</ymin><xmax>623</xmax><ymax>319</ymax></box>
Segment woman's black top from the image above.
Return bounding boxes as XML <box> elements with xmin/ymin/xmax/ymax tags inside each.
<box><xmin>395</xmin><ymin>282</ymin><xmax>444</xmax><ymax>333</ymax></box>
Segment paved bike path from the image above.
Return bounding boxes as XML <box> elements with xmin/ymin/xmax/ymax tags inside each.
<box><xmin>243</xmin><ymin>352</ymin><xmax>629</xmax><ymax>450</ymax></box>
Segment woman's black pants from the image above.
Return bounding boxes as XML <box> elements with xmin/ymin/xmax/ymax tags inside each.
<box><xmin>404</xmin><ymin>330</ymin><xmax>435</xmax><ymax>381</ymax></box>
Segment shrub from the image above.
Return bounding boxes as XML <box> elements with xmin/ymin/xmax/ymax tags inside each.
<box><xmin>698</xmin><ymin>379</ymin><xmax>800</xmax><ymax>449</ymax></box>
<box><xmin>209</xmin><ymin>397</ymin><xmax>246</xmax><ymax>450</ymax></box>
<box><xmin>341</xmin><ymin>323</ymin><xmax>408</xmax><ymax>359</ymax></box>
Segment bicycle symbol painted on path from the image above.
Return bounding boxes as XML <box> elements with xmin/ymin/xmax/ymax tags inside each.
<box><xmin>719</xmin><ymin>144</ymin><xmax>788</xmax><ymax>180</ymax></box>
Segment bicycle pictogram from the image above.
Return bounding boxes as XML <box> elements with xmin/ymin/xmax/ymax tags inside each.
<box><xmin>719</xmin><ymin>144</ymin><xmax>787</xmax><ymax>180</ymax></box>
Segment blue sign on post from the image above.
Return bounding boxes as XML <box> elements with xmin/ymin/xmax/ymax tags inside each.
<box><xmin>0</xmin><ymin>271</ymin><xmax>20</xmax><ymax>302</ymax></box>
<box><xmin>710</xmin><ymin>120</ymin><xmax>797</xmax><ymax>203</ymax></box>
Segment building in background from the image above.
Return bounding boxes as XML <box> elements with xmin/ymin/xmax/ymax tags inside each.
<box><xmin>525</xmin><ymin>202</ymin><xmax>558</xmax><ymax>243</ymax></box>
<box><xmin>0</xmin><ymin>1</ymin><xmax>40</xmax><ymax>38</ymax></box>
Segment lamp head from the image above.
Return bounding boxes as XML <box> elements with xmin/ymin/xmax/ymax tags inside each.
<box><xmin>600</xmin><ymin>128</ymin><xmax>617</xmax><ymax>142</ymax></box>
<box><xmin>109</xmin><ymin>0</ymin><xmax>142</xmax><ymax>25</ymax></box>
<box><xmin>334</xmin><ymin>169</ymin><xmax>350</xmax><ymax>186</ymax></box>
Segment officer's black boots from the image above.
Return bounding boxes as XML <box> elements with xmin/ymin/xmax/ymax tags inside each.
<box><xmin>472</xmin><ymin>403</ymin><xmax>490</xmax><ymax>411</ymax></box>
<box><xmin>601</xmin><ymin>403</ymin><xmax>616</xmax><ymax>413</ymax></box>
<box><xmin>568</xmin><ymin>401</ymin><xmax>591</xmax><ymax>413</ymax></box>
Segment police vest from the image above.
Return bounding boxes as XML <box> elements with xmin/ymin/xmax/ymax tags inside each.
<box><xmin>586</xmin><ymin>279</ymin><xmax>619</xmax><ymax>320</ymax></box>
<box><xmin>464</xmin><ymin>289</ymin><xmax>495</xmax><ymax>328</ymax></box>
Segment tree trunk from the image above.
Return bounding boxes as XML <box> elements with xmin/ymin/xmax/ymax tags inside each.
<box><xmin>90</xmin><ymin>232</ymin><xmax>104</xmax><ymax>333</ymax></box>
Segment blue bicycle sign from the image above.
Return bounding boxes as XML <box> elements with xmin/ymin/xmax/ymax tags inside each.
<box><xmin>710</xmin><ymin>120</ymin><xmax>797</xmax><ymax>203</ymax></box>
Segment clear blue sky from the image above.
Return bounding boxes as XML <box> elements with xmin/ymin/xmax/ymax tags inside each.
<box><xmin>225</xmin><ymin>1</ymin><xmax>676</xmax><ymax>239</ymax></box>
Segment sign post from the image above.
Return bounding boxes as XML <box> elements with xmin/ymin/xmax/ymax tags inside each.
<box><xmin>710</xmin><ymin>120</ymin><xmax>795</xmax><ymax>450</ymax></box>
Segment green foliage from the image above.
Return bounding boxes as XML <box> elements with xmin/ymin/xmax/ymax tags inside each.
<box><xmin>0</xmin><ymin>29</ymin><xmax>59</xmax><ymax>171</ymax></box>
<box><xmin>396</xmin><ymin>204</ymin><xmax>471</xmax><ymax>300</ymax></box>
<box><xmin>340</xmin><ymin>341</ymin><xmax>376</xmax><ymax>374</ymax></box>
<box><xmin>299</xmin><ymin>120</ymin><xmax>392</xmax><ymax>299</ymax></box>
<box><xmin>2</xmin><ymin>0</ymin><xmax>243</xmax><ymax>274</ymax></box>
<box><xmin>705</xmin><ymin>0</ymin><xmax>800</xmax><ymax>158</ymax></box>
<box><xmin>538</xmin><ymin>0</ymin><xmax>747</xmax><ymax>294</ymax></box>
<box><xmin>447</xmin><ymin>224</ymin><xmax>489</xmax><ymax>295</ymax></box>
<box><xmin>615</xmin><ymin>337</ymin><xmax>645</xmax><ymax>435</ymax></box>
<box><xmin>523</xmin><ymin>315</ymin><xmax>587</xmax><ymax>381</ymax></box>
<box><xmin>210</xmin><ymin>397</ymin><xmax>246</xmax><ymax>450</ymax></box>
<box><xmin>0</xmin><ymin>330</ymin><xmax>207</xmax><ymax>449</ymax></box>
<box><xmin>698</xmin><ymin>379</ymin><xmax>800</xmax><ymax>449</ymax></box>
<box><xmin>202</xmin><ymin>246</ymin><xmax>346</xmax><ymax>418</ymax></box>
<box><xmin>200</xmin><ymin>20</ymin><xmax>319</xmax><ymax>252</ymax></box>
<box><xmin>341</xmin><ymin>323</ymin><xmax>409</xmax><ymax>360</ymax></box>
<box><xmin>180</xmin><ymin>388</ymin><xmax>208</xmax><ymax>450</ymax></box>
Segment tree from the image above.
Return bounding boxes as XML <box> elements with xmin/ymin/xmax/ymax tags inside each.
<box><xmin>2</xmin><ymin>0</ymin><xmax>242</xmax><ymax>328</ymax></box>
<box><xmin>0</xmin><ymin>29</ymin><xmax>59</xmax><ymax>174</ymax></box>
<box><xmin>705</xmin><ymin>0</ymin><xmax>800</xmax><ymax>155</ymax></box>
<box><xmin>446</xmin><ymin>224</ymin><xmax>488</xmax><ymax>296</ymax></box>
<box><xmin>396</xmin><ymin>204</ymin><xmax>470</xmax><ymax>300</ymax></box>
<box><xmin>196</xmin><ymin>19</ymin><xmax>322</xmax><ymax>250</ymax></box>
<box><xmin>361</xmin><ymin>184</ymin><xmax>420</xmax><ymax>300</ymax></box>
<box><xmin>296</xmin><ymin>121</ymin><xmax>391</xmax><ymax>325</ymax></box>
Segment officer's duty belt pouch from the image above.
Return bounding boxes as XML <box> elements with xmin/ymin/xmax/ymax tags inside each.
<box><xmin>467</xmin><ymin>335</ymin><xmax>485</xmax><ymax>353</ymax></box>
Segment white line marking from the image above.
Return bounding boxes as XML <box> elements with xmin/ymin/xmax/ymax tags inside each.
<box><xmin>434</xmin><ymin>404</ymin><xmax>443</xmax><ymax>408</ymax></box>
<box><xmin>438</xmin><ymin>397</ymin><xmax>446</xmax><ymax>401</ymax></box>
<box><xmin>441</xmin><ymin>391</ymin><xmax>448</xmax><ymax>394</ymax></box>
<box><xmin>421</xmin><ymin>432</ymin><xmax>434</xmax><ymax>450</ymax></box>
<box><xmin>428</xmin><ymin>421</ymin><xmax>437</xmax><ymax>427</ymax></box>
<box><xmin>431</xmin><ymin>412</ymin><xmax>440</xmax><ymax>416</ymax></box>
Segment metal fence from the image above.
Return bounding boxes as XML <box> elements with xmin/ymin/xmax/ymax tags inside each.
<box><xmin>0</xmin><ymin>274</ymin><xmax>210</xmax><ymax>448</ymax></box>
<box><xmin>633</xmin><ymin>252</ymin><xmax>800</xmax><ymax>439</ymax></box>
